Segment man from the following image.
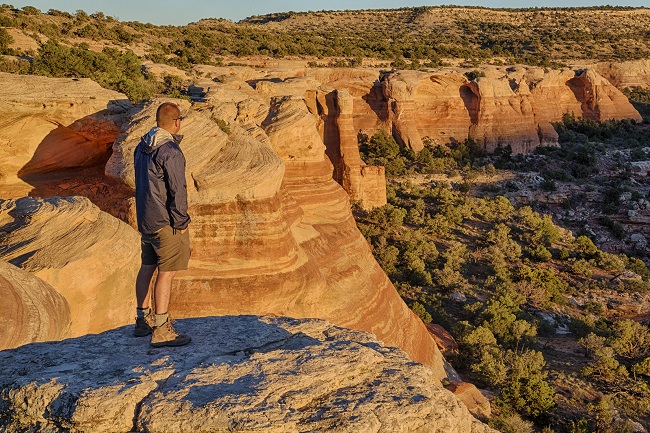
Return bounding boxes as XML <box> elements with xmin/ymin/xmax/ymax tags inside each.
<box><xmin>133</xmin><ymin>102</ymin><xmax>191</xmax><ymax>347</ymax></box>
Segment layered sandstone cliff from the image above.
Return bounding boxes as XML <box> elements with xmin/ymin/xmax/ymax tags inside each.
<box><xmin>0</xmin><ymin>316</ymin><xmax>495</xmax><ymax>433</ymax></box>
<box><xmin>592</xmin><ymin>59</ymin><xmax>650</xmax><ymax>89</ymax></box>
<box><xmin>106</xmin><ymin>96</ymin><xmax>447</xmax><ymax>381</ymax></box>
<box><xmin>380</xmin><ymin>66</ymin><xmax>641</xmax><ymax>153</ymax></box>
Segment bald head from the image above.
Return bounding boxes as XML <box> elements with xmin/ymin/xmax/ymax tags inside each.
<box><xmin>156</xmin><ymin>102</ymin><xmax>181</xmax><ymax>130</ymax></box>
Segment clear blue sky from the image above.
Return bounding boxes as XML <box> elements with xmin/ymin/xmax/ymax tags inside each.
<box><xmin>7</xmin><ymin>1</ymin><xmax>650</xmax><ymax>25</ymax></box>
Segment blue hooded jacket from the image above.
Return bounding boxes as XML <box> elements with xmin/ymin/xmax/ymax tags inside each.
<box><xmin>134</xmin><ymin>126</ymin><xmax>191</xmax><ymax>234</ymax></box>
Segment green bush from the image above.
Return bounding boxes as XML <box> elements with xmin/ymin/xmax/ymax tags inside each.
<box><xmin>31</xmin><ymin>41</ymin><xmax>153</xmax><ymax>102</ymax></box>
<box><xmin>530</xmin><ymin>245</ymin><xmax>552</xmax><ymax>262</ymax></box>
<box><xmin>410</xmin><ymin>301</ymin><xmax>432</xmax><ymax>324</ymax></box>
<box><xmin>0</xmin><ymin>28</ymin><xmax>14</xmax><ymax>54</ymax></box>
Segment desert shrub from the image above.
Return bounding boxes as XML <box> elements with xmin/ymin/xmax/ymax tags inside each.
<box><xmin>632</xmin><ymin>357</ymin><xmax>650</xmax><ymax>377</ymax></box>
<box><xmin>571</xmin><ymin>259</ymin><xmax>593</xmax><ymax>278</ymax></box>
<box><xmin>572</xmin><ymin>235</ymin><xmax>598</xmax><ymax>259</ymax></box>
<box><xmin>516</xmin><ymin>207</ymin><xmax>561</xmax><ymax>246</ymax></box>
<box><xmin>31</xmin><ymin>41</ymin><xmax>153</xmax><ymax>102</ymax></box>
<box><xmin>529</xmin><ymin>245</ymin><xmax>552</xmax><ymax>262</ymax></box>
<box><xmin>368</xmin><ymin>203</ymin><xmax>407</xmax><ymax>229</ymax></box>
<box><xmin>625</xmin><ymin>256</ymin><xmax>650</xmax><ymax>281</ymax></box>
<box><xmin>497</xmin><ymin>350</ymin><xmax>556</xmax><ymax>418</ymax></box>
<box><xmin>578</xmin><ymin>333</ymin><xmax>607</xmax><ymax>358</ymax></box>
<box><xmin>410</xmin><ymin>301</ymin><xmax>432</xmax><ymax>324</ymax></box>
<box><xmin>608</xmin><ymin>319</ymin><xmax>650</xmax><ymax>359</ymax></box>
<box><xmin>480</xmin><ymin>292</ymin><xmax>537</xmax><ymax>347</ymax></box>
<box><xmin>568</xmin><ymin>419</ymin><xmax>590</xmax><ymax>433</ymax></box>
<box><xmin>490</xmin><ymin>413</ymin><xmax>535</xmax><ymax>433</ymax></box>
<box><xmin>0</xmin><ymin>28</ymin><xmax>14</xmax><ymax>54</ymax></box>
<box><xmin>581</xmin><ymin>346</ymin><xmax>628</xmax><ymax>381</ymax></box>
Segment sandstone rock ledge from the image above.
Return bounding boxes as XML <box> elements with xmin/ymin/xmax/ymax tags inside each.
<box><xmin>0</xmin><ymin>316</ymin><xmax>494</xmax><ymax>433</ymax></box>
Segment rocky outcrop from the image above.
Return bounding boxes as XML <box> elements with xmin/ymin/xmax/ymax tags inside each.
<box><xmin>0</xmin><ymin>196</ymin><xmax>139</xmax><ymax>337</ymax></box>
<box><xmin>0</xmin><ymin>72</ymin><xmax>130</xmax><ymax>196</ymax></box>
<box><xmin>0</xmin><ymin>316</ymin><xmax>495</xmax><ymax>433</ymax></box>
<box><xmin>0</xmin><ymin>260</ymin><xmax>70</xmax><ymax>350</ymax></box>
<box><xmin>566</xmin><ymin>69</ymin><xmax>642</xmax><ymax>122</ymax></box>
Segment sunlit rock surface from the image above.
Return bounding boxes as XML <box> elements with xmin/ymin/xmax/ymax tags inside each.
<box><xmin>0</xmin><ymin>196</ymin><xmax>139</xmax><ymax>337</ymax></box>
<box><xmin>0</xmin><ymin>316</ymin><xmax>495</xmax><ymax>433</ymax></box>
<box><xmin>0</xmin><ymin>260</ymin><xmax>70</xmax><ymax>350</ymax></box>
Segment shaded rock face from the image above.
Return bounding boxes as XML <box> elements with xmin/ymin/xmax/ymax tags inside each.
<box><xmin>0</xmin><ymin>260</ymin><xmax>70</xmax><ymax>350</ymax></box>
<box><xmin>107</xmin><ymin>96</ymin><xmax>446</xmax><ymax>381</ymax></box>
<box><xmin>0</xmin><ymin>316</ymin><xmax>495</xmax><ymax>433</ymax></box>
<box><xmin>0</xmin><ymin>196</ymin><xmax>140</xmax><ymax>337</ymax></box>
<box><xmin>0</xmin><ymin>72</ymin><xmax>131</xmax><ymax>196</ymax></box>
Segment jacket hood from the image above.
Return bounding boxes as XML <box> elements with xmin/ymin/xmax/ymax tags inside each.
<box><xmin>138</xmin><ymin>127</ymin><xmax>183</xmax><ymax>154</ymax></box>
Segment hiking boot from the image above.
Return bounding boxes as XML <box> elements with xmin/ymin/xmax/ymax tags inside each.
<box><xmin>133</xmin><ymin>314</ymin><xmax>154</xmax><ymax>337</ymax></box>
<box><xmin>150</xmin><ymin>319</ymin><xmax>191</xmax><ymax>347</ymax></box>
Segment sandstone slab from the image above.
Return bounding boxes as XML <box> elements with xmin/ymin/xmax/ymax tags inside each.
<box><xmin>0</xmin><ymin>260</ymin><xmax>70</xmax><ymax>350</ymax></box>
<box><xmin>0</xmin><ymin>316</ymin><xmax>495</xmax><ymax>433</ymax></box>
<box><xmin>0</xmin><ymin>196</ymin><xmax>140</xmax><ymax>336</ymax></box>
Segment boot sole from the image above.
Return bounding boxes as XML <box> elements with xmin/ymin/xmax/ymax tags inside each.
<box><xmin>133</xmin><ymin>329</ymin><xmax>152</xmax><ymax>337</ymax></box>
<box><xmin>150</xmin><ymin>337</ymin><xmax>191</xmax><ymax>347</ymax></box>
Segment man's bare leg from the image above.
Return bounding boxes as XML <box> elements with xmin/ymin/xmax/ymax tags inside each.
<box><xmin>150</xmin><ymin>269</ymin><xmax>190</xmax><ymax>347</ymax></box>
<box><xmin>153</xmin><ymin>270</ymin><xmax>177</xmax><ymax>316</ymax></box>
<box><xmin>135</xmin><ymin>264</ymin><xmax>157</xmax><ymax>309</ymax></box>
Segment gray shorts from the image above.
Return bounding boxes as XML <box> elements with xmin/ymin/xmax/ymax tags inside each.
<box><xmin>141</xmin><ymin>226</ymin><xmax>190</xmax><ymax>271</ymax></box>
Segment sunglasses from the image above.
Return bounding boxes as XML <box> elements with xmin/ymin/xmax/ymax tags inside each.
<box><xmin>174</xmin><ymin>116</ymin><xmax>185</xmax><ymax>121</ymax></box>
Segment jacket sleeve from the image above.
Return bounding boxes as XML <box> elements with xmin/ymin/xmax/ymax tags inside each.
<box><xmin>161</xmin><ymin>145</ymin><xmax>191</xmax><ymax>230</ymax></box>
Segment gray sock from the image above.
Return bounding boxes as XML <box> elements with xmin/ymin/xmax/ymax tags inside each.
<box><xmin>154</xmin><ymin>313</ymin><xmax>169</xmax><ymax>327</ymax></box>
<box><xmin>136</xmin><ymin>307</ymin><xmax>151</xmax><ymax>319</ymax></box>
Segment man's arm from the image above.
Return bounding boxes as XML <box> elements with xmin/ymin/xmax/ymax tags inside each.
<box><xmin>161</xmin><ymin>145</ymin><xmax>191</xmax><ymax>231</ymax></box>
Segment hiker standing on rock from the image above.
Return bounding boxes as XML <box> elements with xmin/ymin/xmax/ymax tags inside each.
<box><xmin>132</xmin><ymin>102</ymin><xmax>191</xmax><ymax>347</ymax></box>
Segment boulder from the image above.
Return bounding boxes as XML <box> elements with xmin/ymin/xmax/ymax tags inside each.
<box><xmin>0</xmin><ymin>196</ymin><xmax>140</xmax><ymax>336</ymax></box>
<box><xmin>0</xmin><ymin>316</ymin><xmax>496</xmax><ymax>433</ymax></box>
<box><xmin>444</xmin><ymin>382</ymin><xmax>492</xmax><ymax>420</ymax></box>
<box><xmin>0</xmin><ymin>260</ymin><xmax>70</xmax><ymax>350</ymax></box>
<box><xmin>426</xmin><ymin>323</ymin><xmax>459</xmax><ymax>358</ymax></box>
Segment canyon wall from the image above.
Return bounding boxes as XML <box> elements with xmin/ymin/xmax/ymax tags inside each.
<box><xmin>186</xmin><ymin>64</ymin><xmax>640</xmax><ymax>201</ymax></box>
<box><xmin>0</xmin><ymin>62</ymin><xmax>641</xmax><ymax>377</ymax></box>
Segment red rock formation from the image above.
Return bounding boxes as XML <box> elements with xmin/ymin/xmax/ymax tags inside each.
<box><xmin>445</xmin><ymin>382</ymin><xmax>492</xmax><ymax>420</ymax></box>
<box><xmin>0</xmin><ymin>260</ymin><xmax>70</xmax><ymax>350</ymax></box>
<box><xmin>466</xmin><ymin>71</ymin><xmax>541</xmax><ymax>153</ymax></box>
<box><xmin>338</xmin><ymin>88</ymin><xmax>387</xmax><ymax>210</ymax></box>
<box><xmin>567</xmin><ymin>69</ymin><xmax>642</xmax><ymax>122</ymax></box>
<box><xmin>427</xmin><ymin>323</ymin><xmax>459</xmax><ymax>358</ymax></box>
<box><xmin>105</xmin><ymin>95</ymin><xmax>447</xmax><ymax>382</ymax></box>
<box><xmin>380</xmin><ymin>67</ymin><xmax>641</xmax><ymax>154</ymax></box>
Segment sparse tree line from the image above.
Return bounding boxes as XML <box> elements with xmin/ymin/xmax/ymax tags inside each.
<box><xmin>1</xmin><ymin>4</ymin><xmax>650</xmax><ymax>78</ymax></box>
